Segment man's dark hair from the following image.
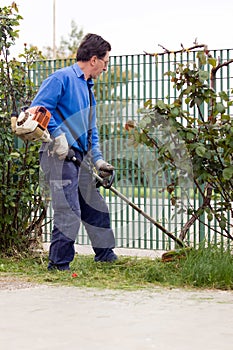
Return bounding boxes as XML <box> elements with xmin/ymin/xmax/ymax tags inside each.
<box><xmin>76</xmin><ymin>33</ymin><xmax>111</xmax><ymax>62</ymax></box>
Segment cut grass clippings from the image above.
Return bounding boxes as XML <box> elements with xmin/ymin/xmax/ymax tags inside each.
<box><xmin>0</xmin><ymin>244</ymin><xmax>233</xmax><ymax>291</ymax></box>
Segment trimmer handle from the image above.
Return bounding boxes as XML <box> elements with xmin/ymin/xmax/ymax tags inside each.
<box><xmin>96</xmin><ymin>170</ymin><xmax>115</xmax><ymax>189</ymax></box>
<box><xmin>66</xmin><ymin>150</ymin><xmax>115</xmax><ymax>189</ymax></box>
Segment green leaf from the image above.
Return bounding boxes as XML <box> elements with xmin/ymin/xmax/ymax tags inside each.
<box><xmin>139</xmin><ymin>116</ymin><xmax>151</xmax><ymax>129</ymax></box>
<box><xmin>195</xmin><ymin>146</ymin><xmax>206</xmax><ymax>157</ymax></box>
<box><xmin>144</xmin><ymin>100</ymin><xmax>152</xmax><ymax>108</ymax></box>
<box><xmin>186</xmin><ymin>132</ymin><xmax>195</xmax><ymax>141</ymax></box>
<box><xmin>198</xmin><ymin>70</ymin><xmax>209</xmax><ymax>82</ymax></box>
<box><xmin>197</xmin><ymin>51</ymin><xmax>207</xmax><ymax>65</ymax></box>
<box><xmin>222</xmin><ymin>166</ymin><xmax>233</xmax><ymax>180</ymax></box>
<box><xmin>219</xmin><ymin>220</ymin><xmax>226</xmax><ymax>230</ymax></box>
<box><xmin>207</xmin><ymin>57</ymin><xmax>217</xmax><ymax>67</ymax></box>
<box><xmin>10</xmin><ymin>151</ymin><xmax>21</xmax><ymax>158</ymax></box>
<box><xmin>170</xmin><ymin>107</ymin><xmax>180</xmax><ymax>117</ymax></box>
<box><xmin>219</xmin><ymin>91</ymin><xmax>229</xmax><ymax>101</ymax></box>
<box><xmin>220</xmin><ymin>114</ymin><xmax>230</xmax><ymax>122</ymax></box>
<box><xmin>157</xmin><ymin>100</ymin><xmax>167</xmax><ymax>110</ymax></box>
<box><xmin>216</xmin><ymin>102</ymin><xmax>225</xmax><ymax>114</ymax></box>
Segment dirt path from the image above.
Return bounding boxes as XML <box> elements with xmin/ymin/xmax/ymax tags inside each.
<box><xmin>0</xmin><ymin>282</ymin><xmax>232</xmax><ymax>350</ymax></box>
<box><xmin>0</xmin><ymin>276</ymin><xmax>38</xmax><ymax>290</ymax></box>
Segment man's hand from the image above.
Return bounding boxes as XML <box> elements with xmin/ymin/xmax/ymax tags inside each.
<box><xmin>95</xmin><ymin>160</ymin><xmax>115</xmax><ymax>188</ymax></box>
<box><xmin>52</xmin><ymin>133</ymin><xmax>69</xmax><ymax>160</ymax></box>
<box><xmin>95</xmin><ymin>160</ymin><xmax>114</xmax><ymax>179</ymax></box>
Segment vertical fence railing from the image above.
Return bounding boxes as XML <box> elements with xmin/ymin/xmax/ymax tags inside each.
<box><xmin>32</xmin><ymin>49</ymin><xmax>233</xmax><ymax>250</ymax></box>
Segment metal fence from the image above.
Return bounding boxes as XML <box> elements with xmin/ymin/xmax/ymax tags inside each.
<box><xmin>32</xmin><ymin>49</ymin><xmax>233</xmax><ymax>250</ymax></box>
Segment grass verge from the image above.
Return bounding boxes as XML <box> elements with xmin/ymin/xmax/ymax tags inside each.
<box><xmin>0</xmin><ymin>244</ymin><xmax>232</xmax><ymax>290</ymax></box>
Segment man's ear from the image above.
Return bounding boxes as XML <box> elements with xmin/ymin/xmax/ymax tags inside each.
<box><xmin>90</xmin><ymin>55</ymin><xmax>98</xmax><ymax>66</ymax></box>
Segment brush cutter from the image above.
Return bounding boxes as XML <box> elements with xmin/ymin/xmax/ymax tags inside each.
<box><xmin>66</xmin><ymin>149</ymin><xmax>185</xmax><ymax>248</ymax></box>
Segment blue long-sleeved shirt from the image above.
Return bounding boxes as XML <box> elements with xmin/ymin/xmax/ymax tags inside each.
<box><xmin>31</xmin><ymin>63</ymin><xmax>103</xmax><ymax>164</ymax></box>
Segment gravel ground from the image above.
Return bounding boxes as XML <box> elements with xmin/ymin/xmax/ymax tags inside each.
<box><xmin>0</xmin><ymin>278</ymin><xmax>233</xmax><ymax>350</ymax></box>
<box><xmin>0</xmin><ymin>276</ymin><xmax>38</xmax><ymax>290</ymax></box>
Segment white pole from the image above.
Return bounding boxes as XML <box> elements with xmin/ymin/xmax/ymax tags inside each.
<box><xmin>53</xmin><ymin>0</ymin><xmax>56</xmax><ymax>59</ymax></box>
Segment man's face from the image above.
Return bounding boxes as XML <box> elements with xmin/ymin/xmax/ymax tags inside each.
<box><xmin>90</xmin><ymin>52</ymin><xmax>110</xmax><ymax>79</ymax></box>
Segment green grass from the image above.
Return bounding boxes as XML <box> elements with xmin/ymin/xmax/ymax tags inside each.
<box><xmin>0</xmin><ymin>244</ymin><xmax>233</xmax><ymax>290</ymax></box>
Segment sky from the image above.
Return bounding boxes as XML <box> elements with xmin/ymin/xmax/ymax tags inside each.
<box><xmin>3</xmin><ymin>0</ymin><xmax>233</xmax><ymax>58</ymax></box>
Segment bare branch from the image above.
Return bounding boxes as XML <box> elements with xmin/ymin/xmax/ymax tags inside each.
<box><xmin>211</xmin><ymin>59</ymin><xmax>233</xmax><ymax>87</ymax></box>
<box><xmin>144</xmin><ymin>44</ymin><xmax>207</xmax><ymax>57</ymax></box>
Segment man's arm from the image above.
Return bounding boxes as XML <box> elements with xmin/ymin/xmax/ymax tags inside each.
<box><xmin>30</xmin><ymin>76</ymin><xmax>63</xmax><ymax>138</ymax></box>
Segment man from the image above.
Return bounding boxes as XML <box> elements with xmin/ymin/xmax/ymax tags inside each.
<box><xmin>31</xmin><ymin>33</ymin><xmax>117</xmax><ymax>270</ymax></box>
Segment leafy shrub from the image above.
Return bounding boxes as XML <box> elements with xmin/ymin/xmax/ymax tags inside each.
<box><xmin>0</xmin><ymin>3</ymin><xmax>45</xmax><ymax>255</ymax></box>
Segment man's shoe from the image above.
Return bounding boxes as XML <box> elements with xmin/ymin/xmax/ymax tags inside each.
<box><xmin>93</xmin><ymin>248</ymin><xmax>118</xmax><ymax>262</ymax></box>
<box><xmin>48</xmin><ymin>262</ymin><xmax>70</xmax><ymax>271</ymax></box>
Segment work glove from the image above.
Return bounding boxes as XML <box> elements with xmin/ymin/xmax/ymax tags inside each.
<box><xmin>52</xmin><ymin>133</ymin><xmax>69</xmax><ymax>160</ymax></box>
<box><xmin>95</xmin><ymin>159</ymin><xmax>114</xmax><ymax>178</ymax></box>
<box><xmin>95</xmin><ymin>160</ymin><xmax>115</xmax><ymax>188</ymax></box>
